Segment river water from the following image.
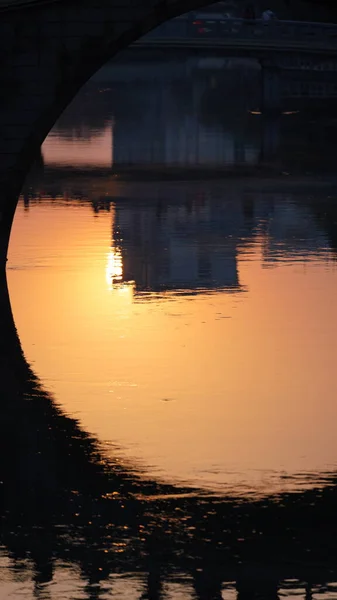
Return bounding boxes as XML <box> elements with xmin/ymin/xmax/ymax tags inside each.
<box><xmin>1</xmin><ymin>54</ymin><xmax>337</xmax><ymax>598</ymax></box>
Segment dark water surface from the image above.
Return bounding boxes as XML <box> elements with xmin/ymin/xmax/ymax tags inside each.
<box><xmin>2</xmin><ymin>53</ymin><xmax>337</xmax><ymax>598</ymax></box>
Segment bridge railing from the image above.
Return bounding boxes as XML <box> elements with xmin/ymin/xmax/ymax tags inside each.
<box><xmin>145</xmin><ymin>18</ymin><xmax>337</xmax><ymax>47</ymax></box>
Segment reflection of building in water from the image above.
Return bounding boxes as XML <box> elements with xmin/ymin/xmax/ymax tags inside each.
<box><xmin>260</xmin><ymin>200</ymin><xmax>330</xmax><ymax>263</ymax></box>
<box><xmin>112</xmin><ymin>198</ymin><xmax>246</xmax><ymax>293</ymax></box>
<box><xmin>108</xmin><ymin>189</ymin><xmax>332</xmax><ymax>293</ymax></box>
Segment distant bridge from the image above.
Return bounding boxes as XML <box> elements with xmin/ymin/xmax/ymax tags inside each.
<box><xmin>136</xmin><ymin>17</ymin><xmax>337</xmax><ymax>58</ymax></box>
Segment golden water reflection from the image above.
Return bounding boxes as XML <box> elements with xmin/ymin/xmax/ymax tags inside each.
<box><xmin>7</xmin><ymin>191</ymin><xmax>337</xmax><ymax>497</ymax></box>
<box><xmin>106</xmin><ymin>248</ymin><xmax>124</xmax><ymax>287</ymax></box>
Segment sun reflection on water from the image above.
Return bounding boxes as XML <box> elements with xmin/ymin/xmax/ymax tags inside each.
<box><xmin>106</xmin><ymin>248</ymin><xmax>123</xmax><ymax>288</ymax></box>
<box><xmin>105</xmin><ymin>247</ymin><xmax>135</xmax><ymax>299</ymax></box>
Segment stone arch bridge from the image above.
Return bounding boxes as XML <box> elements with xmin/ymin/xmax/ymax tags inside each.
<box><xmin>1</xmin><ymin>0</ymin><xmax>337</xmax><ymax>267</ymax></box>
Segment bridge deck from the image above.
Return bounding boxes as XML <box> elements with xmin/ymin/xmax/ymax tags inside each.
<box><xmin>1</xmin><ymin>0</ymin><xmax>337</xmax><ymax>58</ymax></box>
<box><xmin>134</xmin><ymin>35</ymin><xmax>337</xmax><ymax>55</ymax></box>
<box><xmin>141</xmin><ymin>18</ymin><xmax>337</xmax><ymax>56</ymax></box>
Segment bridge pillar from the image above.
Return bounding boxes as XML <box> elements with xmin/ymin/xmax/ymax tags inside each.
<box><xmin>260</xmin><ymin>60</ymin><xmax>282</xmax><ymax>115</ymax></box>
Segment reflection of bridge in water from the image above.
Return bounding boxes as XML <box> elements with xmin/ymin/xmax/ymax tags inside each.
<box><xmin>2</xmin><ymin>271</ymin><xmax>337</xmax><ymax>598</ymax></box>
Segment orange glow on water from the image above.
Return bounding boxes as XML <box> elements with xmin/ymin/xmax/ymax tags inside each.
<box><xmin>7</xmin><ymin>197</ymin><xmax>337</xmax><ymax>495</ymax></box>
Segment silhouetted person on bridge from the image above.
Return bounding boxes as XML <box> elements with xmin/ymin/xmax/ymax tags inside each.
<box><xmin>262</xmin><ymin>9</ymin><xmax>277</xmax><ymax>21</ymax></box>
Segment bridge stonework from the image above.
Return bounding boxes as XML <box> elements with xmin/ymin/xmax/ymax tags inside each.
<box><xmin>0</xmin><ymin>0</ymin><xmax>337</xmax><ymax>268</ymax></box>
